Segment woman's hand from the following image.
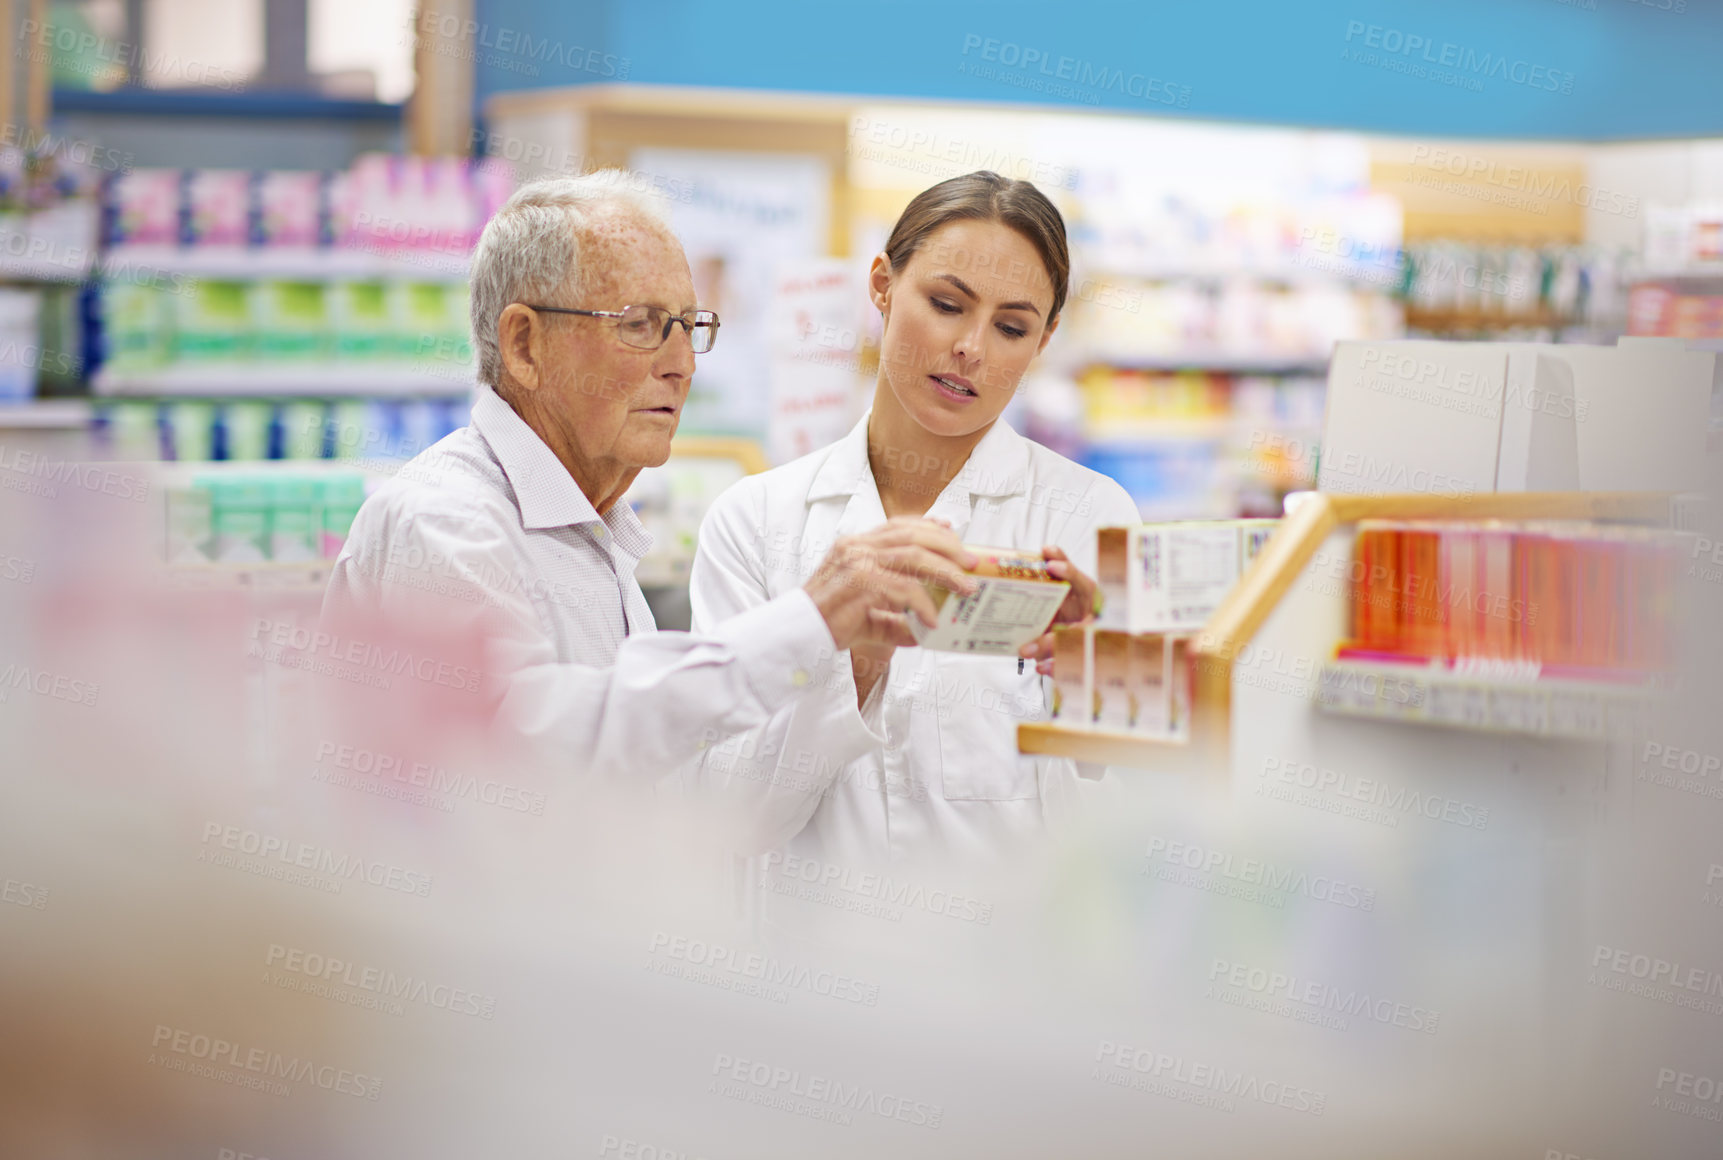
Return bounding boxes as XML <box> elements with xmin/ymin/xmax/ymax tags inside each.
<box><xmin>1018</xmin><ymin>545</ymin><xmax>1098</xmax><ymax>677</ymax></box>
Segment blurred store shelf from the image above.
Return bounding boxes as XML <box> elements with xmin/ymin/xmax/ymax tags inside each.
<box><xmin>93</xmin><ymin>366</ymin><xmax>475</xmax><ymax>397</ymax></box>
<box><xmin>0</xmin><ymin>400</ymin><xmax>95</xmax><ymax>427</ymax></box>
<box><xmin>102</xmin><ymin>245</ymin><xmax>469</xmax><ymax>283</ymax></box>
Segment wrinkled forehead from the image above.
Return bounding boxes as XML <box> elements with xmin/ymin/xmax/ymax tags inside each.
<box><xmin>572</xmin><ymin>208</ymin><xmax>693</xmax><ymax>303</ymax></box>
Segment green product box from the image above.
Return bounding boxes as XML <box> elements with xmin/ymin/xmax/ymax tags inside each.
<box><xmin>252</xmin><ymin>280</ymin><xmax>330</xmax><ymax>360</ymax></box>
<box><xmin>281</xmin><ymin>400</ymin><xmax>328</xmax><ymax>459</ymax></box>
<box><xmin>330</xmin><ymin>280</ymin><xmax>391</xmax><ymax>359</ymax></box>
<box><xmin>168</xmin><ymin>401</ymin><xmax>216</xmax><ymax>462</ymax></box>
<box><xmin>224</xmin><ymin>400</ymin><xmax>273</xmax><ymax>461</ymax></box>
<box><xmin>173</xmin><ymin>279</ymin><xmax>252</xmax><ymax>361</ymax></box>
<box><xmin>317</xmin><ymin>473</ymin><xmax>368</xmax><ymax>558</ymax></box>
<box><xmin>101</xmin><ymin>281</ymin><xmax>171</xmax><ymax>370</ymax></box>
<box><xmin>106</xmin><ymin>400</ymin><xmax>163</xmax><ymax>460</ymax></box>
<box><xmin>268</xmin><ymin>476</ymin><xmax>320</xmax><ymax>562</ymax></box>
<box><xmin>164</xmin><ymin>484</ymin><xmax>213</xmax><ymax>564</ymax></box>
<box><xmin>201</xmin><ymin>475</ymin><xmax>272</xmax><ymax>563</ymax></box>
<box><xmin>393</xmin><ymin>281</ymin><xmax>472</xmax><ymax>365</ymax></box>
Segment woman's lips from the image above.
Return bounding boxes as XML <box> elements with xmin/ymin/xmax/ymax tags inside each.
<box><xmin>928</xmin><ymin>374</ymin><xmax>978</xmax><ymax>402</ymax></box>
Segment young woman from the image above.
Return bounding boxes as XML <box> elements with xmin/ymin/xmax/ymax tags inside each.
<box><xmin>685</xmin><ymin>171</ymin><xmax>1138</xmax><ymax>869</ymax></box>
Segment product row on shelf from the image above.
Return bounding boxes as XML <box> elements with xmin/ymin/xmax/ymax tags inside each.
<box><xmin>1317</xmin><ymin>516</ymin><xmax>1685</xmax><ymax>738</ymax></box>
<box><xmin>1064</xmin><ymin>179</ymin><xmax>1403</xmax><ymax>286</ymax></box>
<box><xmin>96</xmin><ymin>275</ymin><xmax>474</xmax><ymax>387</ymax></box>
<box><xmin>1045</xmin><ymin>516</ymin><xmax>1280</xmax><ymax>739</ymax></box>
<box><xmin>1029</xmin><ymin>371</ymin><xmax>1326</xmax><ymax>520</ymax></box>
<box><xmin>1625</xmin><ymin>282</ymin><xmax>1723</xmax><ymax>340</ymax></box>
<box><xmin>165</xmin><ymin>469</ymin><xmax>370</xmax><ymax>567</ymax></box>
<box><xmin>1055</xmin><ymin>278</ymin><xmax>1401</xmax><ymax>368</ymax></box>
<box><xmin>106</xmin><ymin>156</ymin><xmax>513</xmax><ymax>257</ymax></box>
<box><xmin>0</xmin><ymin>156</ymin><xmax>515</xmax><ymax>401</ymax></box>
<box><xmin>1398</xmin><ymin>241</ymin><xmax>1629</xmax><ymax>335</ymax></box>
<box><xmin>1340</xmin><ymin>520</ymin><xmax>1677</xmax><ymax>678</ymax></box>
<box><xmin>1642</xmin><ymin>202</ymin><xmax>1723</xmax><ymax>275</ymax></box>
<box><xmin>90</xmin><ymin>395</ymin><xmax>471</xmax><ymax>463</ymax></box>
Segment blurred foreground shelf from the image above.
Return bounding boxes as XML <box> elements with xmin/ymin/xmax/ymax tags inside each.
<box><xmin>161</xmin><ymin>561</ymin><xmax>335</xmax><ymax>592</ymax></box>
<box><xmin>158</xmin><ymin>561</ymin><xmax>335</xmax><ymax>593</ymax></box>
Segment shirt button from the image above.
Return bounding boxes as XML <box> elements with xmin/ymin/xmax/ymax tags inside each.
<box><xmin>791</xmin><ymin>669</ymin><xmax>810</xmax><ymax>687</ymax></box>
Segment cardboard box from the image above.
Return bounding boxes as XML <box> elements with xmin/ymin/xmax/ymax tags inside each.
<box><xmin>1128</xmin><ymin>633</ymin><xmax>1169</xmax><ymax>734</ymax></box>
<box><xmin>1097</xmin><ymin>521</ymin><xmax>1276</xmax><ymax>632</ymax></box>
<box><xmin>1168</xmin><ymin>637</ymin><xmax>1192</xmax><ymax>741</ymax></box>
<box><xmin>1093</xmin><ymin>631</ymin><xmax>1134</xmax><ymax>731</ymax></box>
<box><xmin>910</xmin><ymin>545</ymin><xmax>1071</xmax><ymax>655</ymax></box>
<box><xmin>1051</xmin><ymin>625</ymin><xmax>1093</xmax><ymax>724</ymax></box>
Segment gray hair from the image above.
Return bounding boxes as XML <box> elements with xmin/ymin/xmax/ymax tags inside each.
<box><xmin>468</xmin><ymin>171</ymin><xmax>673</xmax><ymax>388</ymax></box>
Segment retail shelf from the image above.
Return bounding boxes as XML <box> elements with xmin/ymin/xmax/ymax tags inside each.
<box><xmin>1018</xmin><ymin>722</ymin><xmax>1191</xmax><ymax>765</ymax></box>
<box><xmin>1019</xmin><ymin>490</ymin><xmax>1673</xmax><ymax>770</ymax></box>
<box><xmin>1074</xmin><ymin>350</ymin><xmax>1332</xmax><ymax>375</ymax></box>
<box><xmin>0</xmin><ymin>256</ymin><xmax>92</xmax><ymax>283</ymax></box>
<box><xmin>51</xmin><ymin>88</ymin><xmax>404</xmax><ymax>122</ymax></box>
<box><xmin>1406</xmin><ymin>307</ymin><xmax>1572</xmax><ymax>333</ymax></box>
<box><xmin>0</xmin><ymin>400</ymin><xmax>94</xmax><ymax>428</ymax></box>
<box><xmin>1017</xmin><ymin>661</ymin><xmax>1231</xmax><ymax>773</ymax></box>
<box><xmin>102</xmin><ymin>245</ymin><xmax>470</xmax><ymax>282</ymax></box>
<box><xmin>158</xmin><ymin>560</ymin><xmax>335</xmax><ymax>593</ymax></box>
<box><xmin>1083</xmin><ymin>259</ymin><xmax>1399</xmax><ymax>288</ymax></box>
<box><xmin>93</xmin><ymin>365</ymin><xmax>476</xmax><ymax>397</ymax></box>
<box><xmin>1628</xmin><ymin>267</ymin><xmax>1723</xmax><ymax>284</ymax></box>
<box><xmin>1082</xmin><ymin>417</ymin><xmax>1235</xmax><ymax>442</ymax></box>
<box><xmin>1314</xmin><ymin>659</ymin><xmax>1650</xmax><ymax>740</ymax></box>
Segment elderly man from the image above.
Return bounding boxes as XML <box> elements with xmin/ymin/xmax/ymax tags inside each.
<box><xmin>321</xmin><ymin>173</ymin><xmax>975</xmax><ymax>778</ymax></box>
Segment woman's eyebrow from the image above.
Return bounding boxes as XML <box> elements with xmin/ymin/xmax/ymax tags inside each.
<box><xmin>934</xmin><ymin>273</ymin><xmax>1042</xmax><ymax>317</ymax></box>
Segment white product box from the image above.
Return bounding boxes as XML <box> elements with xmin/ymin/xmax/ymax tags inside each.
<box><xmin>910</xmin><ymin>545</ymin><xmax>1070</xmax><ymax>655</ymax></box>
<box><xmin>1098</xmin><ymin>521</ymin><xmax>1273</xmax><ymax>633</ymax></box>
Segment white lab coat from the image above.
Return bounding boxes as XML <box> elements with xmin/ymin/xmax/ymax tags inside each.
<box><xmin>686</xmin><ymin>412</ymin><xmax>1139</xmax><ymax>868</ymax></box>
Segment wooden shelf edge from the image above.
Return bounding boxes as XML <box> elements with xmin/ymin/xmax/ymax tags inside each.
<box><xmin>1017</xmin><ymin>722</ymin><xmax>1189</xmax><ymax>766</ymax></box>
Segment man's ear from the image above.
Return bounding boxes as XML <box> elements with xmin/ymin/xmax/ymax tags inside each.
<box><xmin>867</xmin><ymin>252</ymin><xmax>893</xmax><ymax>318</ymax></box>
<box><xmin>497</xmin><ymin>304</ymin><xmax>543</xmax><ymax>392</ymax></box>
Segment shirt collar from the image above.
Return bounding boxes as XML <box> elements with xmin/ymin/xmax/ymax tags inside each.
<box><xmin>469</xmin><ymin>386</ymin><xmax>654</xmax><ymax>559</ymax></box>
<box><xmin>807</xmin><ymin>410</ymin><xmax>1031</xmax><ymax>502</ymax></box>
<box><xmin>470</xmin><ymin>385</ymin><xmax>602</xmax><ymax>530</ymax></box>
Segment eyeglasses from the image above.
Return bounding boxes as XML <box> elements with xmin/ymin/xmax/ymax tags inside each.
<box><xmin>522</xmin><ymin>303</ymin><xmax>720</xmax><ymax>354</ymax></box>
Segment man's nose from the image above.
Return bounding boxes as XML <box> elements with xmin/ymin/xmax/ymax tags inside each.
<box><xmin>655</xmin><ymin>325</ymin><xmax>697</xmax><ymax>380</ymax></box>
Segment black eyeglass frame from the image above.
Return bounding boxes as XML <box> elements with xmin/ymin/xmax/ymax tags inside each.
<box><xmin>521</xmin><ymin>303</ymin><xmax>720</xmax><ymax>353</ymax></box>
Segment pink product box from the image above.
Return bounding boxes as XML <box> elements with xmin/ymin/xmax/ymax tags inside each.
<box><xmin>185</xmin><ymin>169</ymin><xmax>252</xmax><ymax>246</ymax></box>
<box><xmin>108</xmin><ymin>169</ymin><xmax>182</xmax><ymax>244</ymax></box>
<box><xmin>257</xmin><ymin>171</ymin><xmax>324</xmax><ymax>246</ymax></box>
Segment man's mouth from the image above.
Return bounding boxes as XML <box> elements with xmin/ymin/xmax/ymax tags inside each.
<box><xmin>930</xmin><ymin>374</ymin><xmax>976</xmax><ymax>398</ymax></box>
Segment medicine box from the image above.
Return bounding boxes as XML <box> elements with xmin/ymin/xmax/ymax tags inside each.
<box><xmin>1097</xmin><ymin>520</ymin><xmax>1277</xmax><ymax>633</ymax></box>
<box><xmin>911</xmin><ymin>545</ymin><xmax>1070</xmax><ymax>655</ymax></box>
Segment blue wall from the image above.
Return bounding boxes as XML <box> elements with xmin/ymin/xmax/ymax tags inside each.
<box><xmin>475</xmin><ymin>0</ymin><xmax>1723</xmax><ymax>141</ymax></box>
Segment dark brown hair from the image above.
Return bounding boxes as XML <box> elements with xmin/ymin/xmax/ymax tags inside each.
<box><xmin>882</xmin><ymin>170</ymin><xmax>1071</xmax><ymax>324</ymax></box>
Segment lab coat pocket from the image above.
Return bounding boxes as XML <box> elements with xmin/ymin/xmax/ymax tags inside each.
<box><xmin>933</xmin><ymin>654</ymin><xmax>1045</xmax><ymax>800</ymax></box>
